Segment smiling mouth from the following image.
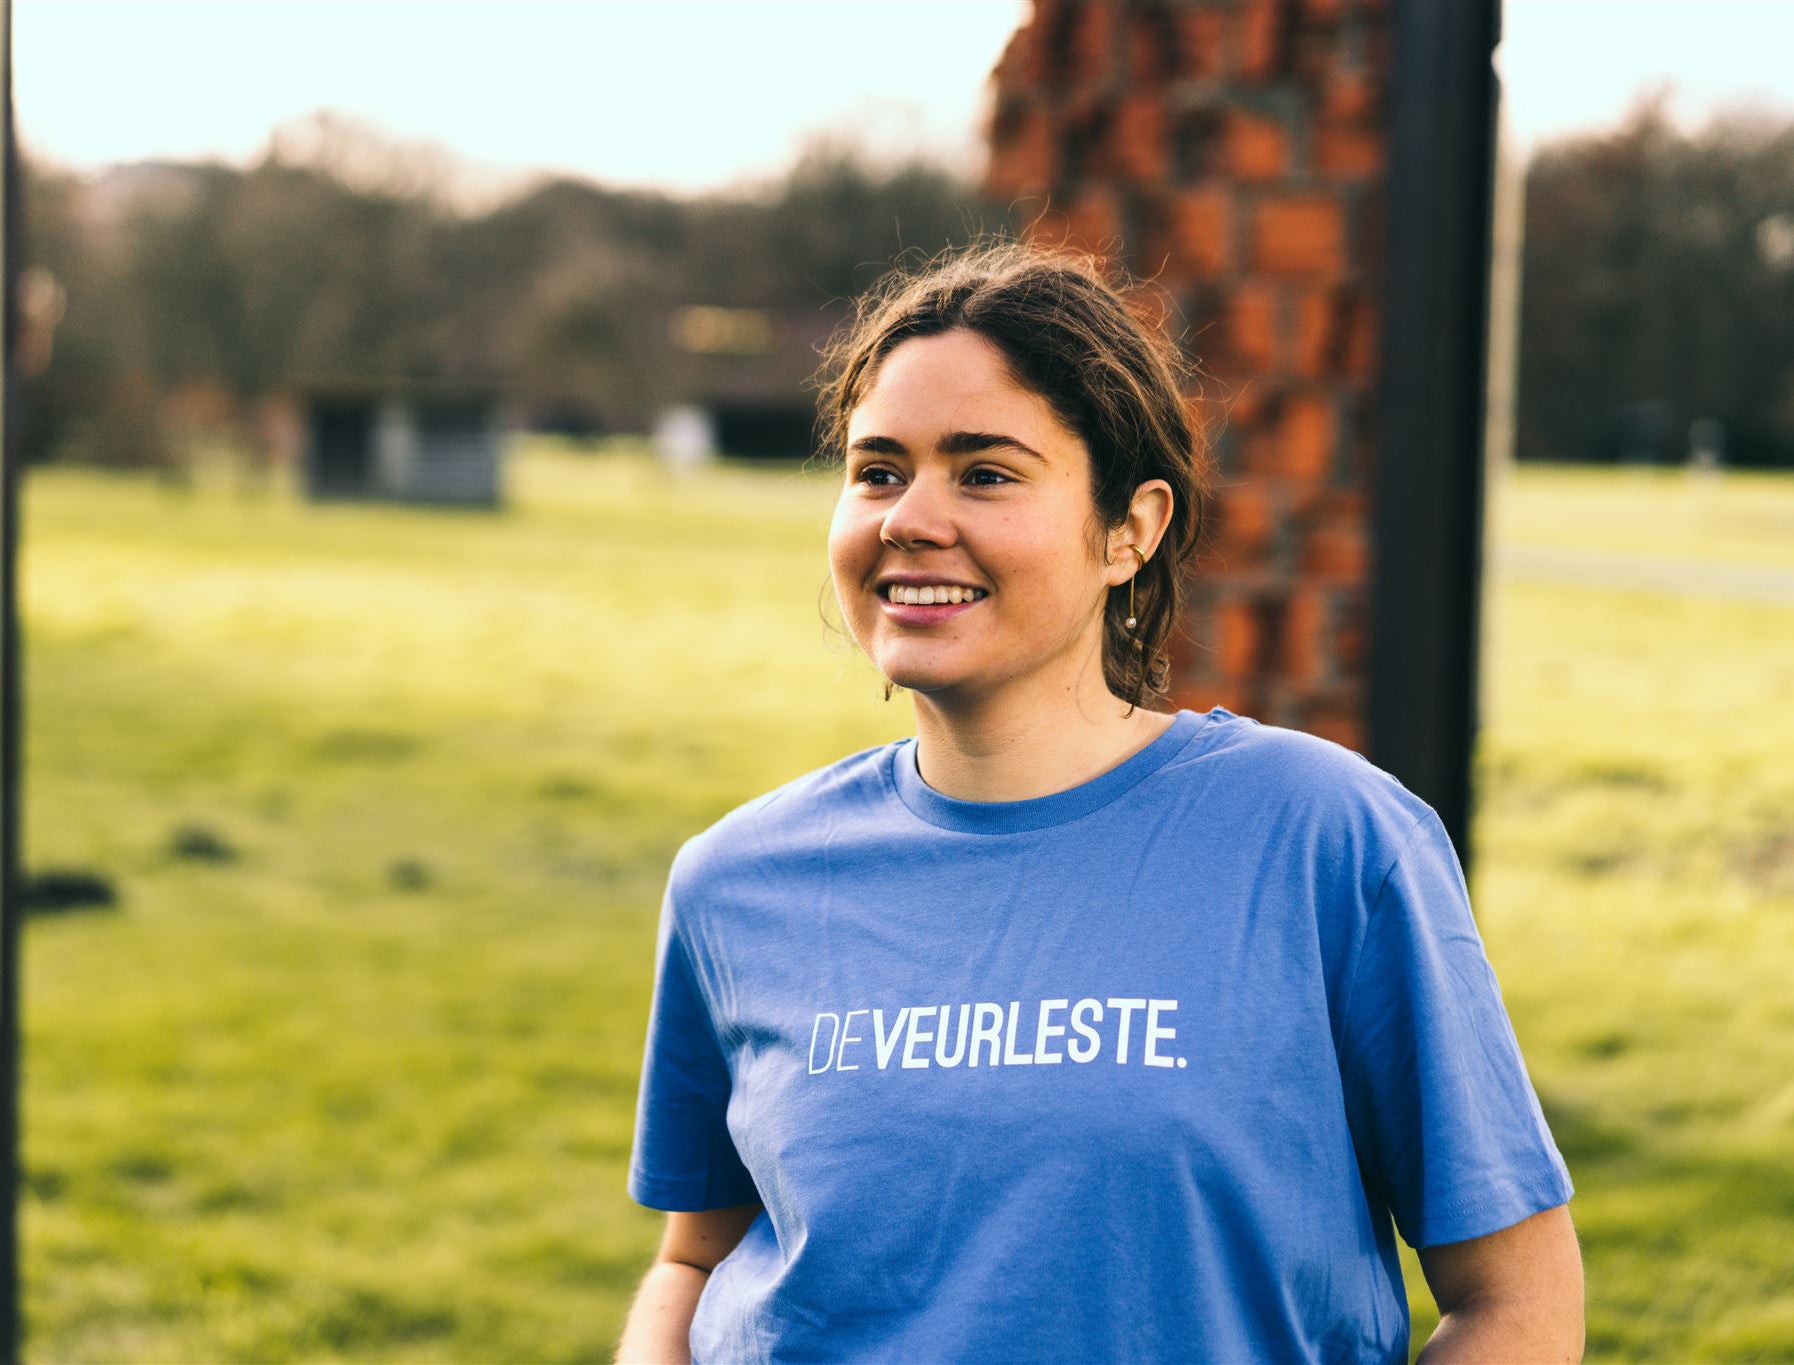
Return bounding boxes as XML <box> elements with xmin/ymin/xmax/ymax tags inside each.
<box><xmin>879</xmin><ymin>584</ymin><xmax>988</xmax><ymax>605</ymax></box>
<box><xmin>877</xmin><ymin>588</ymin><xmax>986</xmax><ymax>625</ymax></box>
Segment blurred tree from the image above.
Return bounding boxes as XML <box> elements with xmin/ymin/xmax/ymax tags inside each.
<box><xmin>1518</xmin><ymin>88</ymin><xmax>1794</xmax><ymax>467</ymax></box>
<box><xmin>17</xmin><ymin>158</ymin><xmax>175</xmax><ymax>468</ymax></box>
<box><xmin>737</xmin><ymin>132</ymin><xmax>991</xmax><ymax>301</ymax></box>
<box><xmin>19</xmin><ymin>119</ymin><xmax>996</xmax><ymax>463</ymax></box>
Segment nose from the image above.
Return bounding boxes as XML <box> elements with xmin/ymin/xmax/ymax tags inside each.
<box><xmin>879</xmin><ymin>467</ymin><xmax>960</xmax><ymax>550</ymax></box>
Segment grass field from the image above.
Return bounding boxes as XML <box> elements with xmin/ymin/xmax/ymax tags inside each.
<box><xmin>18</xmin><ymin>442</ymin><xmax>1794</xmax><ymax>1361</ymax></box>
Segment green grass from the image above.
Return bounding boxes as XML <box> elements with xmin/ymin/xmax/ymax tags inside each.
<box><xmin>18</xmin><ymin>443</ymin><xmax>1794</xmax><ymax>1361</ymax></box>
<box><xmin>1488</xmin><ymin>458</ymin><xmax>1794</xmax><ymax>571</ymax></box>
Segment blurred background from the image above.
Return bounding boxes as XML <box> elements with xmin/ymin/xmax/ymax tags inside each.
<box><xmin>7</xmin><ymin>0</ymin><xmax>1794</xmax><ymax>1360</ymax></box>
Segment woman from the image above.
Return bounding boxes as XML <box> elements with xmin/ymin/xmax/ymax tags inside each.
<box><xmin>617</xmin><ymin>242</ymin><xmax>1583</xmax><ymax>1364</ymax></box>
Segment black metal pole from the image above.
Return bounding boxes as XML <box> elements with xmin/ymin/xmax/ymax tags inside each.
<box><xmin>1370</xmin><ymin>0</ymin><xmax>1502</xmax><ymax>876</ymax></box>
<box><xmin>0</xmin><ymin>0</ymin><xmax>20</xmax><ymax>1356</ymax></box>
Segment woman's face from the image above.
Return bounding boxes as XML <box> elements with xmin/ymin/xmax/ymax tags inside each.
<box><xmin>828</xmin><ymin>328</ymin><xmax>1117</xmax><ymax>703</ymax></box>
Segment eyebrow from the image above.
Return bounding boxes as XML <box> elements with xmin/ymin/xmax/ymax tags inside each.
<box><xmin>847</xmin><ymin>431</ymin><xmax>1050</xmax><ymax>465</ymax></box>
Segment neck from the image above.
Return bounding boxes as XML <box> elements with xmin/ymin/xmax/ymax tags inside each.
<box><xmin>907</xmin><ymin>646</ymin><xmax>1175</xmax><ymax>803</ymax></box>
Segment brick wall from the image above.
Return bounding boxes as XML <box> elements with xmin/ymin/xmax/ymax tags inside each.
<box><xmin>985</xmin><ymin>0</ymin><xmax>1391</xmax><ymax>752</ymax></box>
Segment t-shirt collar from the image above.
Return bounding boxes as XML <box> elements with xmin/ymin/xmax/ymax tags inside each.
<box><xmin>888</xmin><ymin>707</ymin><xmax>1211</xmax><ymax>834</ymax></box>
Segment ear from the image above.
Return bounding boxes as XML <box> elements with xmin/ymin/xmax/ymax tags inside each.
<box><xmin>1104</xmin><ymin>480</ymin><xmax>1175</xmax><ymax>585</ymax></box>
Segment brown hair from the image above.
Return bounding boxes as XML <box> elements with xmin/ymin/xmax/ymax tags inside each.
<box><xmin>810</xmin><ymin>238</ymin><xmax>1213</xmax><ymax>714</ymax></box>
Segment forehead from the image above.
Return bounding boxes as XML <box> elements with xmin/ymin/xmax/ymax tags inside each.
<box><xmin>847</xmin><ymin>331</ymin><xmax>1074</xmax><ymax>448</ymax></box>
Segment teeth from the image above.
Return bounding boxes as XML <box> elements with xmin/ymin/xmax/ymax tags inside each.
<box><xmin>885</xmin><ymin>584</ymin><xmax>986</xmax><ymax>605</ymax></box>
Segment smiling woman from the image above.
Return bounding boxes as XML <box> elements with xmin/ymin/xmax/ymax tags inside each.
<box><xmin>615</xmin><ymin>241</ymin><xmax>1582</xmax><ymax>1365</ymax></box>
<box><xmin>816</xmin><ymin>242</ymin><xmax>1210</xmax><ymax>738</ymax></box>
<box><xmin>829</xmin><ymin>326</ymin><xmax>1176</xmax><ymax>729</ymax></box>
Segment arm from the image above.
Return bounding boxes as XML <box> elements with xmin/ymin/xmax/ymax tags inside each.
<box><xmin>1415</xmin><ymin>1204</ymin><xmax>1585</xmax><ymax>1364</ymax></box>
<box><xmin>615</xmin><ymin>1202</ymin><xmax>763</xmax><ymax>1365</ymax></box>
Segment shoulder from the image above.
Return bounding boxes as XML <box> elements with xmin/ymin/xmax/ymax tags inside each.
<box><xmin>1188</xmin><ymin>708</ymin><xmax>1439</xmax><ymax>888</ymax></box>
<box><xmin>667</xmin><ymin>738</ymin><xmax>899</xmax><ymax>893</ymax></box>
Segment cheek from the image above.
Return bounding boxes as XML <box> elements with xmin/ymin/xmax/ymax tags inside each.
<box><xmin>983</xmin><ymin>519</ymin><xmax>1095</xmax><ymax>599</ymax></box>
<box><xmin>827</xmin><ymin>500</ymin><xmax>874</xmax><ymax>580</ymax></box>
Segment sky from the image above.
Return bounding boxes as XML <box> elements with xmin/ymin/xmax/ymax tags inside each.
<box><xmin>13</xmin><ymin>0</ymin><xmax>1030</xmax><ymax>204</ymax></box>
<box><xmin>14</xmin><ymin>0</ymin><xmax>1794</xmax><ymax>202</ymax></box>
<box><xmin>1499</xmin><ymin>0</ymin><xmax>1794</xmax><ymax>148</ymax></box>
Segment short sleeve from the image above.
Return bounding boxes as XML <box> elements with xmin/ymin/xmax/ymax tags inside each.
<box><xmin>626</xmin><ymin>867</ymin><xmax>760</xmax><ymax>1212</ymax></box>
<box><xmin>1338</xmin><ymin>809</ymin><xmax>1574</xmax><ymax>1249</ymax></box>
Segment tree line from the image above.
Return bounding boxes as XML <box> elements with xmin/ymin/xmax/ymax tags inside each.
<box><xmin>1517</xmin><ymin>92</ymin><xmax>1794</xmax><ymax>468</ymax></box>
<box><xmin>18</xmin><ymin>96</ymin><xmax>1794</xmax><ymax>470</ymax></box>
<box><xmin>17</xmin><ymin>112</ymin><xmax>997</xmax><ymax>469</ymax></box>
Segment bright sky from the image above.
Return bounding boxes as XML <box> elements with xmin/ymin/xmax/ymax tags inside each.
<box><xmin>1500</xmin><ymin>0</ymin><xmax>1794</xmax><ymax>150</ymax></box>
<box><xmin>14</xmin><ymin>0</ymin><xmax>1029</xmax><ymax>202</ymax></box>
<box><xmin>14</xmin><ymin>0</ymin><xmax>1794</xmax><ymax>199</ymax></box>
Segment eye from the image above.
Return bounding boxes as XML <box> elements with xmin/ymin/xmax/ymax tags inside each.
<box><xmin>849</xmin><ymin>464</ymin><xmax>1015</xmax><ymax>488</ymax></box>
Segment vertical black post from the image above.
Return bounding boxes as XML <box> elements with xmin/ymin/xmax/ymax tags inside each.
<box><xmin>1370</xmin><ymin>0</ymin><xmax>1502</xmax><ymax>875</ymax></box>
<box><xmin>0</xmin><ymin>0</ymin><xmax>19</xmax><ymax>1357</ymax></box>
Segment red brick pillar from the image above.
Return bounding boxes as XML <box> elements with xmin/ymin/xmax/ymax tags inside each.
<box><xmin>985</xmin><ymin>0</ymin><xmax>1390</xmax><ymax>752</ymax></box>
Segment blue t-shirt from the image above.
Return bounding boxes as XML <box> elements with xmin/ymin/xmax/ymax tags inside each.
<box><xmin>627</xmin><ymin>706</ymin><xmax>1574</xmax><ymax>1365</ymax></box>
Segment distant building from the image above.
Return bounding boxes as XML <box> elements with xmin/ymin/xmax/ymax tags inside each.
<box><xmin>292</xmin><ymin>377</ymin><xmax>510</xmax><ymax>507</ymax></box>
<box><xmin>655</xmin><ymin>303</ymin><xmax>846</xmax><ymax>461</ymax></box>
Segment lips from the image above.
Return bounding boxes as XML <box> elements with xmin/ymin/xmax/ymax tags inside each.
<box><xmin>879</xmin><ymin>587</ymin><xmax>986</xmax><ymax>607</ymax></box>
<box><xmin>878</xmin><ymin>593</ymin><xmax>984</xmax><ymax>626</ymax></box>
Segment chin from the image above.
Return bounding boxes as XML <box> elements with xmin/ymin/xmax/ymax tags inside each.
<box><xmin>875</xmin><ymin>656</ymin><xmax>973</xmax><ymax>695</ymax></box>
<box><xmin>883</xmin><ymin>657</ymin><xmax>1008</xmax><ymax>700</ymax></box>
